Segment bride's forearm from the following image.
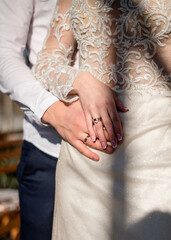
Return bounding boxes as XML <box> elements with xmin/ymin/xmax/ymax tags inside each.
<box><xmin>69</xmin><ymin>71</ymin><xmax>95</xmax><ymax>95</ymax></box>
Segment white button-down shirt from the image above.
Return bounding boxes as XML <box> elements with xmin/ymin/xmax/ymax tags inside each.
<box><xmin>0</xmin><ymin>0</ymin><xmax>64</xmax><ymax>157</ymax></box>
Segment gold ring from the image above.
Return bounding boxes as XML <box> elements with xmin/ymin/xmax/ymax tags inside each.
<box><xmin>93</xmin><ymin>117</ymin><xmax>102</xmax><ymax>124</ymax></box>
<box><xmin>83</xmin><ymin>135</ymin><xmax>89</xmax><ymax>144</ymax></box>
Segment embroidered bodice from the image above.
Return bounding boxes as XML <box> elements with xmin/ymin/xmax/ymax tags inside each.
<box><xmin>34</xmin><ymin>0</ymin><xmax>171</xmax><ymax>101</ymax></box>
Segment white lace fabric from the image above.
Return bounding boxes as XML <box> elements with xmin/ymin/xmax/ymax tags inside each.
<box><xmin>34</xmin><ymin>1</ymin><xmax>80</xmax><ymax>102</ymax></box>
<box><xmin>34</xmin><ymin>0</ymin><xmax>171</xmax><ymax>100</ymax></box>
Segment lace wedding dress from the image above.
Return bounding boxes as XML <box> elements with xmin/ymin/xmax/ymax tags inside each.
<box><xmin>34</xmin><ymin>0</ymin><xmax>171</xmax><ymax>239</ymax></box>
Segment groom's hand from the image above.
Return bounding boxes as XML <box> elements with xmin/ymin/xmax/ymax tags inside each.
<box><xmin>42</xmin><ymin>100</ymin><xmax>114</xmax><ymax>161</ymax></box>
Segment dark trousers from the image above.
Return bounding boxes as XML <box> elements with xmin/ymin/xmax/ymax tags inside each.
<box><xmin>17</xmin><ymin>140</ymin><xmax>58</xmax><ymax>240</ymax></box>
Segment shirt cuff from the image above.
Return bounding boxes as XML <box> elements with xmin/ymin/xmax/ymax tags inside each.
<box><xmin>34</xmin><ymin>90</ymin><xmax>59</xmax><ymax>125</ymax></box>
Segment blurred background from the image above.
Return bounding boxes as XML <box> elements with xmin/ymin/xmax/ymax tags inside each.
<box><xmin>0</xmin><ymin>93</ymin><xmax>23</xmax><ymax>240</ymax></box>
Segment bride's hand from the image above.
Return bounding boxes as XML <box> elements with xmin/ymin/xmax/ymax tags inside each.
<box><xmin>72</xmin><ymin>72</ymin><xmax>128</xmax><ymax>149</ymax></box>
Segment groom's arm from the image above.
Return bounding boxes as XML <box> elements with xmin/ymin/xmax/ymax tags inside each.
<box><xmin>0</xmin><ymin>0</ymin><xmax>58</xmax><ymax>124</ymax></box>
<box><xmin>0</xmin><ymin>0</ymin><xmax>113</xmax><ymax>161</ymax></box>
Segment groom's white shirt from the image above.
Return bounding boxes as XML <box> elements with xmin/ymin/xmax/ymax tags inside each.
<box><xmin>0</xmin><ymin>0</ymin><xmax>79</xmax><ymax>157</ymax></box>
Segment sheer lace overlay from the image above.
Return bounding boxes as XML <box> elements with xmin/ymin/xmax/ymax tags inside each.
<box><xmin>34</xmin><ymin>0</ymin><xmax>171</xmax><ymax>99</ymax></box>
<box><xmin>34</xmin><ymin>1</ymin><xmax>80</xmax><ymax>102</ymax></box>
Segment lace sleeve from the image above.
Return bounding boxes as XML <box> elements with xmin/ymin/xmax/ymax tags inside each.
<box><xmin>34</xmin><ymin>0</ymin><xmax>80</xmax><ymax>102</ymax></box>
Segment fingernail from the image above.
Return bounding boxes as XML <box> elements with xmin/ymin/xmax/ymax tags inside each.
<box><xmin>122</xmin><ymin>105</ymin><xmax>129</xmax><ymax>111</ymax></box>
<box><xmin>91</xmin><ymin>136</ymin><xmax>96</xmax><ymax>142</ymax></box>
<box><xmin>117</xmin><ymin>134</ymin><xmax>122</xmax><ymax>141</ymax></box>
<box><xmin>93</xmin><ymin>155</ymin><xmax>99</xmax><ymax>161</ymax></box>
<box><xmin>111</xmin><ymin>140</ymin><xmax>117</xmax><ymax>149</ymax></box>
<box><xmin>101</xmin><ymin>142</ymin><xmax>107</xmax><ymax>150</ymax></box>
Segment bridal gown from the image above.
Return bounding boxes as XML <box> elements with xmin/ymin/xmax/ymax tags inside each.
<box><xmin>34</xmin><ymin>0</ymin><xmax>171</xmax><ymax>239</ymax></box>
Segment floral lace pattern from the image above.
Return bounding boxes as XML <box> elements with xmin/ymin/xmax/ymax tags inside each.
<box><xmin>34</xmin><ymin>4</ymin><xmax>80</xmax><ymax>102</ymax></box>
<box><xmin>70</xmin><ymin>0</ymin><xmax>171</xmax><ymax>95</ymax></box>
<box><xmin>113</xmin><ymin>0</ymin><xmax>171</xmax><ymax>94</ymax></box>
<box><xmin>34</xmin><ymin>0</ymin><xmax>171</xmax><ymax>100</ymax></box>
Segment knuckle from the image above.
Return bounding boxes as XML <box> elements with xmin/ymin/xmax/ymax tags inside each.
<box><xmin>96</xmin><ymin>100</ymin><xmax>103</xmax><ymax>108</ymax></box>
<box><xmin>105</xmin><ymin>99</ymin><xmax>112</xmax><ymax>106</ymax></box>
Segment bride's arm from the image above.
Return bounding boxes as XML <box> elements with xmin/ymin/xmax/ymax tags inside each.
<box><xmin>34</xmin><ymin>0</ymin><xmax>80</xmax><ymax>103</ymax></box>
<box><xmin>34</xmin><ymin>0</ymin><xmax>128</xmax><ymax>150</ymax></box>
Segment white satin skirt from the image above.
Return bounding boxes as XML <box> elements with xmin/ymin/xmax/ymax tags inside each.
<box><xmin>52</xmin><ymin>93</ymin><xmax>171</xmax><ymax>240</ymax></box>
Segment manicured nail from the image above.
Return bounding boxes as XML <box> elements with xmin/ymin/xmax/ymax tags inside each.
<box><xmin>101</xmin><ymin>142</ymin><xmax>107</xmax><ymax>149</ymax></box>
<box><xmin>111</xmin><ymin>140</ymin><xmax>117</xmax><ymax>149</ymax></box>
<box><xmin>117</xmin><ymin>134</ymin><xmax>122</xmax><ymax>141</ymax></box>
<box><xmin>122</xmin><ymin>105</ymin><xmax>129</xmax><ymax>111</ymax></box>
<box><xmin>91</xmin><ymin>136</ymin><xmax>96</xmax><ymax>142</ymax></box>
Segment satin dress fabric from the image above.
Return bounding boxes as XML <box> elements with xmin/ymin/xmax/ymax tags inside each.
<box><xmin>53</xmin><ymin>92</ymin><xmax>171</xmax><ymax>240</ymax></box>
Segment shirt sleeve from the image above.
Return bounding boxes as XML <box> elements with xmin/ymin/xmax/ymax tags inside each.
<box><xmin>33</xmin><ymin>0</ymin><xmax>81</xmax><ymax>103</ymax></box>
<box><xmin>0</xmin><ymin>0</ymin><xmax>58</xmax><ymax>125</ymax></box>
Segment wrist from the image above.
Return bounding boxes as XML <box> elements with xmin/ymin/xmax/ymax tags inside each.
<box><xmin>73</xmin><ymin>71</ymin><xmax>92</xmax><ymax>94</ymax></box>
<box><xmin>42</xmin><ymin>101</ymin><xmax>64</xmax><ymax>125</ymax></box>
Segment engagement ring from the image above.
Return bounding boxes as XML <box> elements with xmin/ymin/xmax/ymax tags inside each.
<box><xmin>93</xmin><ymin>117</ymin><xmax>102</xmax><ymax>124</ymax></box>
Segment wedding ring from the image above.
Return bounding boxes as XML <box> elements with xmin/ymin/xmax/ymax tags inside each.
<box><xmin>83</xmin><ymin>135</ymin><xmax>89</xmax><ymax>144</ymax></box>
<box><xmin>93</xmin><ymin>117</ymin><xmax>102</xmax><ymax>124</ymax></box>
